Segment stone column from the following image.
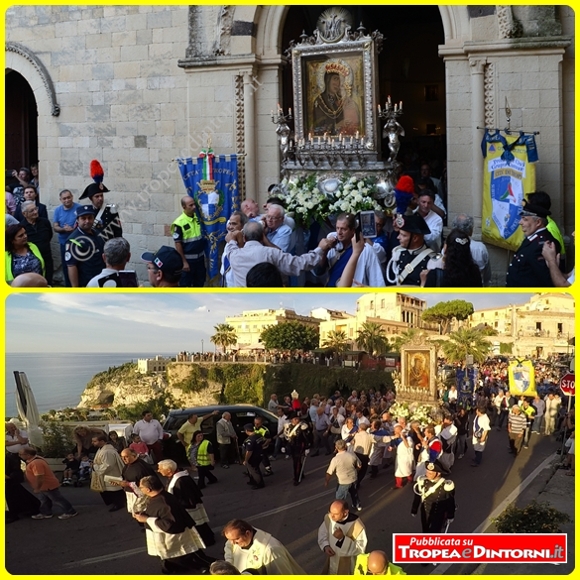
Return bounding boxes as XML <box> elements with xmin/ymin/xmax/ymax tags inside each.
<box><xmin>243</xmin><ymin>70</ymin><xmax>257</xmax><ymax>197</ymax></box>
<box><xmin>469</xmin><ymin>58</ymin><xmax>486</xmax><ymax>219</ymax></box>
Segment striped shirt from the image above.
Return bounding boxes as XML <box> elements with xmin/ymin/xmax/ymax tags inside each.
<box><xmin>508</xmin><ymin>413</ymin><xmax>528</xmax><ymax>434</ymax></box>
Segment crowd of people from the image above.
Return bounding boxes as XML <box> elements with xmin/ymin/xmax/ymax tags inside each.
<box><xmin>5</xmin><ymin>356</ymin><xmax>575</xmax><ymax>574</ymax></box>
<box><xmin>5</xmin><ymin>161</ymin><xmax>572</xmax><ymax>287</ymax></box>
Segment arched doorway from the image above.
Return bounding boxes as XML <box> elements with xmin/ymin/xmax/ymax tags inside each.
<box><xmin>280</xmin><ymin>6</ymin><xmax>445</xmax><ymax>175</ymax></box>
<box><xmin>5</xmin><ymin>69</ymin><xmax>38</xmax><ymax>173</ymax></box>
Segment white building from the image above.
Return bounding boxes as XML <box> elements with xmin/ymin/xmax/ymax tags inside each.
<box><xmin>137</xmin><ymin>355</ymin><xmax>170</xmax><ymax>374</ymax></box>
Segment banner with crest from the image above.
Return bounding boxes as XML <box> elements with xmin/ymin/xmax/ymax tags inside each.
<box><xmin>177</xmin><ymin>150</ymin><xmax>239</xmax><ymax>279</ymax></box>
<box><xmin>481</xmin><ymin>131</ymin><xmax>537</xmax><ymax>252</ymax></box>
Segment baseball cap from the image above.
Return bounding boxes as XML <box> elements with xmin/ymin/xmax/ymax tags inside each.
<box><xmin>141</xmin><ymin>246</ymin><xmax>183</xmax><ymax>276</ymax></box>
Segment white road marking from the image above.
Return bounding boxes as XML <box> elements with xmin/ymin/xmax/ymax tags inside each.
<box><xmin>63</xmin><ymin>485</ymin><xmax>333</xmax><ymax>568</ymax></box>
<box><xmin>430</xmin><ymin>452</ymin><xmax>557</xmax><ymax>575</ymax></box>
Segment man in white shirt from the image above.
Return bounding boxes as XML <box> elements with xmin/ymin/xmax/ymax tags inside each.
<box><xmin>87</xmin><ymin>237</ymin><xmax>132</xmax><ymax>287</ymax></box>
<box><xmin>224</xmin><ymin>221</ymin><xmax>331</xmax><ymax>287</ymax></box>
<box><xmin>5</xmin><ymin>422</ymin><xmax>29</xmax><ymax>455</ymax></box>
<box><xmin>133</xmin><ymin>410</ymin><xmax>165</xmax><ymax>462</ymax></box>
<box><xmin>415</xmin><ymin>190</ymin><xmax>442</xmax><ymax>253</ymax></box>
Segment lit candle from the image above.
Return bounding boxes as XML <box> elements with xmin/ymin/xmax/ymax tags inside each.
<box><xmin>378</xmin><ymin>104</ymin><xmax>381</xmax><ymax>113</ymax></box>
<box><xmin>360</xmin><ymin>136</ymin><xmax>364</xmax><ymax>145</ymax></box>
<box><xmin>400</xmin><ymin>100</ymin><xmax>403</xmax><ymax>109</ymax></box>
<box><xmin>394</xmin><ymin>104</ymin><xmax>398</xmax><ymax>112</ymax></box>
<box><xmin>289</xmin><ymin>107</ymin><xmax>292</xmax><ymax>116</ymax></box>
<box><xmin>355</xmin><ymin>130</ymin><xmax>359</xmax><ymax>139</ymax></box>
<box><xmin>350</xmin><ymin>136</ymin><xmax>354</xmax><ymax>145</ymax></box>
<box><xmin>342</xmin><ymin>137</ymin><xmax>345</xmax><ymax>146</ymax></box>
<box><xmin>388</xmin><ymin>95</ymin><xmax>391</xmax><ymax>104</ymax></box>
<box><xmin>309</xmin><ymin>132</ymin><xmax>312</xmax><ymax>142</ymax></box>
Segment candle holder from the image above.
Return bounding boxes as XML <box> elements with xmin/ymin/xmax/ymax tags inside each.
<box><xmin>378</xmin><ymin>98</ymin><xmax>405</xmax><ymax>164</ymax></box>
<box><xmin>272</xmin><ymin>107</ymin><xmax>294</xmax><ymax>162</ymax></box>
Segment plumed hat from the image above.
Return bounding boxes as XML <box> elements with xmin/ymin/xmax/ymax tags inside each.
<box><xmin>394</xmin><ymin>175</ymin><xmax>415</xmax><ymax>216</ymax></box>
<box><xmin>80</xmin><ymin>160</ymin><xmax>110</xmax><ymax>200</ymax></box>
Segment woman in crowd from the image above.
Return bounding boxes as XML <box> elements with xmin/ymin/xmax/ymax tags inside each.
<box><xmin>421</xmin><ymin>229</ymin><xmax>482</xmax><ymax>287</ymax></box>
<box><xmin>108</xmin><ymin>430</ymin><xmax>127</xmax><ymax>453</ymax></box>
<box><xmin>5</xmin><ymin>224</ymin><xmax>45</xmax><ymax>283</ymax></box>
<box><xmin>73</xmin><ymin>425</ymin><xmax>107</xmax><ymax>459</ymax></box>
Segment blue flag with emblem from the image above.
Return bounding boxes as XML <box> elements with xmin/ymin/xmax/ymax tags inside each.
<box><xmin>177</xmin><ymin>150</ymin><xmax>240</xmax><ymax>279</ymax></box>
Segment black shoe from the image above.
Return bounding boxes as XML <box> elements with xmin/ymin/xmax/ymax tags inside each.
<box><xmin>293</xmin><ymin>480</ymin><xmax>300</xmax><ymax>486</ymax></box>
<box><xmin>251</xmin><ymin>484</ymin><xmax>265</xmax><ymax>490</ymax></box>
<box><xmin>108</xmin><ymin>505</ymin><xmax>124</xmax><ymax>512</ymax></box>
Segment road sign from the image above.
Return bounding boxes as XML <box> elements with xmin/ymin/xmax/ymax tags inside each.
<box><xmin>560</xmin><ymin>373</ymin><xmax>575</xmax><ymax>396</ymax></box>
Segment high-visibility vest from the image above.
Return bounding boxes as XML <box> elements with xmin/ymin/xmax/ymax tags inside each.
<box><xmin>5</xmin><ymin>243</ymin><xmax>45</xmax><ymax>282</ymax></box>
<box><xmin>354</xmin><ymin>554</ymin><xmax>406</xmax><ymax>575</ymax></box>
<box><xmin>196</xmin><ymin>439</ymin><xmax>211</xmax><ymax>466</ymax></box>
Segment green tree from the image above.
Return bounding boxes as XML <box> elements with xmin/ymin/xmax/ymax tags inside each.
<box><xmin>260</xmin><ymin>322</ymin><xmax>319</xmax><ymax>355</ymax></box>
<box><xmin>114</xmin><ymin>392</ymin><xmax>180</xmax><ymax>423</ymax></box>
<box><xmin>391</xmin><ymin>328</ymin><xmax>424</xmax><ymax>351</ymax></box>
<box><xmin>210</xmin><ymin>323</ymin><xmax>238</xmax><ymax>354</ymax></box>
<box><xmin>441</xmin><ymin>328</ymin><xmax>492</xmax><ymax>369</ymax></box>
<box><xmin>321</xmin><ymin>330</ymin><xmax>351</xmax><ymax>355</ymax></box>
<box><xmin>356</xmin><ymin>322</ymin><xmax>390</xmax><ymax>356</ymax></box>
<box><xmin>422</xmin><ymin>300</ymin><xmax>475</xmax><ymax>335</ymax></box>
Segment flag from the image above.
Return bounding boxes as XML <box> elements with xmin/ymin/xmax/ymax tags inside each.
<box><xmin>177</xmin><ymin>150</ymin><xmax>240</xmax><ymax>279</ymax></box>
<box><xmin>508</xmin><ymin>359</ymin><xmax>536</xmax><ymax>397</ymax></box>
<box><xmin>456</xmin><ymin>368</ymin><xmax>478</xmax><ymax>409</ymax></box>
<box><xmin>481</xmin><ymin>132</ymin><xmax>537</xmax><ymax>251</ymax></box>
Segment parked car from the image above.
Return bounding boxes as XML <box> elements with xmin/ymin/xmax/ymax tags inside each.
<box><xmin>162</xmin><ymin>404</ymin><xmax>278</xmax><ymax>466</ymax></box>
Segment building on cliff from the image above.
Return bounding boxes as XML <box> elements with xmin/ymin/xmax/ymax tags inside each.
<box><xmin>137</xmin><ymin>355</ymin><xmax>171</xmax><ymax>374</ymax></box>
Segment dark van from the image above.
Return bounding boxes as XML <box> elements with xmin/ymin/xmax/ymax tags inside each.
<box><xmin>162</xmin><ymin>404</ymin><xmax>278</xmax><ymax>466</ymax></box>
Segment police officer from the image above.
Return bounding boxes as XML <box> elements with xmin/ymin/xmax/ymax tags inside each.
<box><xmin>506</xmin><ymin>201</ymin><xmax>560</xmax><ymax>287</ymax></box>
<box><xmin>411</xmin><ymin>461</ymin><xmax>455</xmax><ymax>533</ymax></box>
<box><xmin>284</xmin><ymin>414</ymin><xmax>312</xmax><ymax>486</ymax></box>
<box><xmin>242</xmin><ymin>424</ymin><xmax>264</xmax><ymax>490</ymax></box>
<box><xmin>79</xmin><ymin>160</ymin><xmax>122</xmax><ymax>242</ymax></box>
<box><xmin>385</xmin><ymin>214</ymin><xmax>437</xmax><ymax>286</ymax></box>
<box><xmin>65</xmin><ymin>205</ymin><xmax>105</xmax><ymax>287</ymax></box>
<box><xmin>253</xmin><ymin>416</ymin><xmax>273</xmax><ymax>476</ymax></box>
<box><xmin>172</xmin><ymin>196</ymin><xmax>206</xmax><ymax>287</ymax></box>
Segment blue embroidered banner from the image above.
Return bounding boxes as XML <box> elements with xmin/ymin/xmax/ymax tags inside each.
<box><xmin>177</xmin><ymin>152</ymin><xmax>240</xmax><ymax>279</ymax></box>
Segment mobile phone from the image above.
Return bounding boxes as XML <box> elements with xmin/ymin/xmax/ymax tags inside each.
<box><xmin>118</xmin><ymin>270</ymin><xmax>139</xmax><ymax>287</ymax></box>
<box><xmin>359</xmin><ymin>210</ymin><xmax>377</xmax><ymax>238</ymax></box>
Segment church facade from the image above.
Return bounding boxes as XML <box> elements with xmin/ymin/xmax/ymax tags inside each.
<box><xmin>5</xmin><ymin>6</ymin><xmax>574</xmax><ymax>282</ymax></box>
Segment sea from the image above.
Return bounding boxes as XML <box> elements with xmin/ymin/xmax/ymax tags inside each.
<box><xmin>4</xmin><ymin>352</ymin><xmax>174</xmax><ymax>418</ymax></box>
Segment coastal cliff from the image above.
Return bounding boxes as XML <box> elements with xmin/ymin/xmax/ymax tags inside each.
<box><xmin>77</xmin><ymin>362</ymin><xmax>221</xmax><ymax>409</ymax></box>
<box><xmin>77</xmin><ymin>361</ymin><xmax>394</xmax><ymax>410</ymax></box>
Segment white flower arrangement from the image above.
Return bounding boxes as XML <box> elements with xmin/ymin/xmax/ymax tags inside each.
<box><xmin>389</xmin><ymin>401</ymin><xmax>437</xmax><ymax>427</ymax></box>
<box><xmin>278</xmin><ymin>173</ymin><xmax>383</xmax><ymax>224</ymax></box>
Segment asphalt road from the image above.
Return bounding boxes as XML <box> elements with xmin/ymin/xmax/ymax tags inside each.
<box><xmin>6</xmin><ymin>428</ymin><xmax>561</xmax><ymax>575</ymax></box>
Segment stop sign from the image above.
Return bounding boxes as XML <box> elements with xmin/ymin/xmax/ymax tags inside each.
<box><xmin>560</xmin><ymin>373</ymin><xmax>575</xmax><ymax>396</ymax></box>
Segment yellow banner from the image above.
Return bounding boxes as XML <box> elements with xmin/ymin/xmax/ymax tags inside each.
<box><xmin>508</xmin><ymin>360</ymin><xmax>536</xmax><ymax>397</ymax></box>
<box><xmin>481</xmin><ymin>136</ymin><xmax>536</xmax><ymax>251</ymax></box>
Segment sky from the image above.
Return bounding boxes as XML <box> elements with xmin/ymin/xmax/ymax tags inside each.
<box><xmin>5</xmin><ymin>290</ymin><xmax>538</xmax><ymax>354</ymax></box>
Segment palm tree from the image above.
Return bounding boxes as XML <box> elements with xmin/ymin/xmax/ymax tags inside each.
<box><xmin>356</xmin><ymin>322</ymin><xmax>390</xmax><ymax>356</ymax></box>
<box><xmin>210</xmin><ymin>323</ymin><xmax>238</xmax><ymax>354</ymax></box>
<box><xmin>391</xmin><ymin>328</ymin><xmax>424</xmax><ymax>351</ymax></box>
<box><xmin>321</xmin><ymin>330</ymin><xmax>351</xmax><ymax>355</ymax></box>
<box><xmin>440</xmin><ymin>328</ymin><xmax>492</xmax><ymax>369</ymax></box>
